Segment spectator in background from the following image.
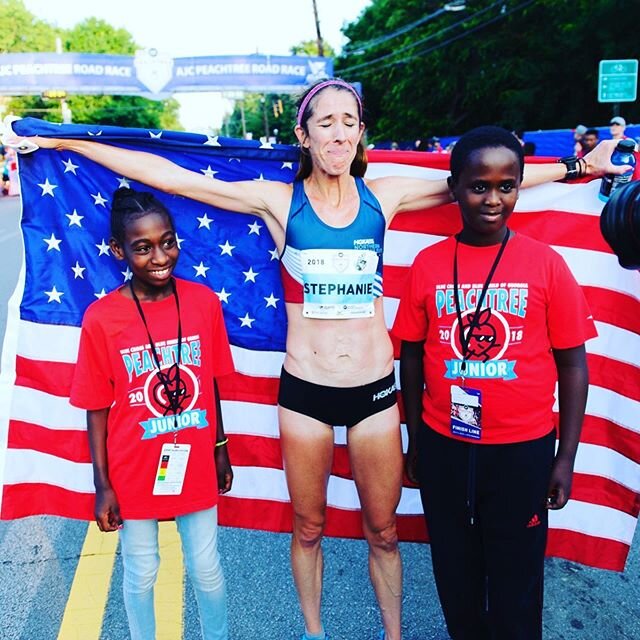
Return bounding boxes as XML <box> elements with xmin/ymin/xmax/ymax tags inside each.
<box><xmin>391</xmin><ymin>141</ymin><xmax>399</xmax><ymax>151</ymax></box>
<box><xmin>1</xmin><ymin>147</ymin><xmax>7</xmax><ymax>195</ymax></box>
<box><xmin>578</xmin><ymin>129</ymin><xmax>599</xmax><ymax>156</ymax></box>
<box><xmin>573</xmin><ymin>124</ymin><xmax>587</xmax><ymax>155</ymax></box>
<box><xmin>610</xmin><ymin>117</ymin><xmax>627</xmax><ymax>141</ymax></box>
<box><xmin>2</xmin><ymin>147</ymin><xmax>17</xmax><ymax>196</ymax></box>
<box><xmin>430</xmin><ymin>136</ymin><xmax>445</xmax><ymax>153</ymax></box>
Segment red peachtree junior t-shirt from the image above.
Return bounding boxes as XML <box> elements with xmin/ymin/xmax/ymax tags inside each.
<box><xmin>70</xmin><ymin>278</ymin><xmax>234</xmax><ymax>519</ymax></box>
<box><xmin>392</xmin><ymin>233</ymin><xmax>597</xmax><ymax>444</ymax></box>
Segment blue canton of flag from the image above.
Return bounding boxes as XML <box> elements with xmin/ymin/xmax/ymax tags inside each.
<box><xmin>14</xmin><ymin>117</ymin><xmax>297</xmax><ymax>351</ymax></box>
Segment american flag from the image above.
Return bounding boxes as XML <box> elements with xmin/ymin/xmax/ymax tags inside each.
<box><xmin>1</xmin><ymin>119</ymin><xmax>638</xmax><ymax>572</ymax></box>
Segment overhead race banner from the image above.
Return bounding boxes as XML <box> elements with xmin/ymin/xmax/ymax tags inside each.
<box><xmin>0</xmin><ymin>51</ymin><xmax>333</xmax><ymax>96</ymax></box>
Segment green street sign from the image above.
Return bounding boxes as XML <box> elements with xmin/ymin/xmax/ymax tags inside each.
<box><xmin>598</xmin><ymin>59</ymin><xmax>638</xmax><ymax>102</ymax></box>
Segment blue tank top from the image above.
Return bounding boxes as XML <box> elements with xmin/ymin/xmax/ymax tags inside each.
<box><xmin>280</xmin><ymin>177</ymin><xmax>385</xmax><ymax>319</ymax></box>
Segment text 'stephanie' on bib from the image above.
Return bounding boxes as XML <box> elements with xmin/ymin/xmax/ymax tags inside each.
<box><xmin>301</xmin><ymin>248</ymin><xmax>379</xmax><ymax>319</ymax></box>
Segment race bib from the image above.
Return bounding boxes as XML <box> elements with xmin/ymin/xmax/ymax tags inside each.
<box><xmin>300</xmin><ymin>248</ymin><xmax>378</xmax><ymax>319</ymax></box>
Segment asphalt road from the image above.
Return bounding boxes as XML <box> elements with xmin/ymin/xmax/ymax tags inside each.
<box><xmin>0</xmin><ymin>193</ymin><xmax>639</xmax><ymax>639</ymax></box>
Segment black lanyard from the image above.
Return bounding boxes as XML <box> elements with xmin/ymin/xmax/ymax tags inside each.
<box><xmin>129</xmin><ymin>279</ymin><xmax>186</xmax><ymax>418</ymax></box>
<box><xmin>453</xmin><ymin>230</ymin><xmax>510</xmax><ymax>377</ymax></box>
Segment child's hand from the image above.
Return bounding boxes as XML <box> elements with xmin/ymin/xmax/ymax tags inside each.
<box><xmin>214</xmin><ymin>446</ymin><xmax>233</xmax><ymax>494</ymax></box>
<box><xmin>545</xmin><ymin>455</ymin><xmax>574</xmax><ymax>510</ymax></box>
<box><xmin>404</xmin><ymin>442</ymin><xmax>419</xmax><ymax>486</ymax></box>
<box><xmin>94</xmin><ymin>487</ymin><xmax>123</xmax><ymax>532</ymax></box>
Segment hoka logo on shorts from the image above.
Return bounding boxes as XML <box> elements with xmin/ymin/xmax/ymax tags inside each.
<box><xmin>373</xmin><ymin>383</ymin><xmax>396</xmax><ymax>402</ymax></box>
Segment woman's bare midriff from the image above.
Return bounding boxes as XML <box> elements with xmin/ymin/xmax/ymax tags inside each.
<box><xmin>282</xmin><ymin>297</ymin><xmax>395</xmax><ymax>387</ymax></box>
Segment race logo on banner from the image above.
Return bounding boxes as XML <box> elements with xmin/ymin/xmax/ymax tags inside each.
<box><xmin>134</xmin><ymin>48</ymin><xmax>174</xmax><ymax>94</ymax></box>
<box><xmin>306</xmin><ymin>59</ymin><xmax>330</xmax><ymax>84</ymax></box>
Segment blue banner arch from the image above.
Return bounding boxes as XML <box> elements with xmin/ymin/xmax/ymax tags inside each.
<box><xmin>0</xmin><ymin>51</ymin><xmax>333</xmax><ymax>97</ymax></box>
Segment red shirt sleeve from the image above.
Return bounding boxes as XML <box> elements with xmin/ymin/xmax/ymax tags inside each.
<box><xmin>392</xmin><ymin>253</ymin><xmax>430</xmax><ymax>342</ymax></box>
<box><xmin>69</xmin><ymin>306</ymin><xmax>114</xmax><ymax>410</ymax></box>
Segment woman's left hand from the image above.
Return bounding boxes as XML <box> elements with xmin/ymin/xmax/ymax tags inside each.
<box><xmin>214</xmin><ymin>445</ymin><xmax>233</xmax><ymax>494</ymax></box>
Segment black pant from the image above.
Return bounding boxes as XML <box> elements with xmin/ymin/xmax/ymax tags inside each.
<box><xmin>418</xmin><ymin>426</ymin><xmax>556</xmax><ymax>640</ymax></box>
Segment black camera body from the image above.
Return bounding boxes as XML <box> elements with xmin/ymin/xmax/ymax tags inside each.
<box><xmin>600</xmin><ymin>180</ymin><xmax>640</xmax><ymax>270</ymax></box>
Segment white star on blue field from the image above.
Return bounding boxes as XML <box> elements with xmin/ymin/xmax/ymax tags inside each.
<box><xmin>20</xmin><ymin>122</ymin><xmax>295</xmax><ymax>351</ymax></box>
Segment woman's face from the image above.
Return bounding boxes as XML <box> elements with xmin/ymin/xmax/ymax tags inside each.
<box><xmin>295</xmin><ymin>87</ymin><xmax>364</xmax><ymax>177</ymax></box>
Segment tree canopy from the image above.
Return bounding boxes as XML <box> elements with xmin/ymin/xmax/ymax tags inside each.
<box><xmin>337</xmin><ymin>0</ymin><xmax>640</xmax><ymax>142</ymax></box>
<box><xmin>4</xmin><ymin>0</ymin><xmax>638</xmax><ymax>138</ymax></box>
<box><xmin>0</xmin><ymin>0</ymin><xmax>180</xmax><ymax>129</ymax></box>
<box><xmin>0</xmin><ymin>0</ymin><xmax>55</xmax><ymax>53</ymax></box>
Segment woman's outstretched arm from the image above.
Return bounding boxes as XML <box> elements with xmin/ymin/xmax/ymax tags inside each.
<box><xmin>370</xmin><ymin>138</ymin><xmax>627</xmax><ymax>223</ymax></box>
<box><xmin>20</xmin><ymin>135</ymin><xmax>293</xmax><ymax>222</ymax></box>
<box><xmin>521</xmin><ymin>139</ymin><xmax>627</xmax><ymax>188</ymax></box>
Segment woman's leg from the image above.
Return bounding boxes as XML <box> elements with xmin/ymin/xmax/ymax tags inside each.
<box><xmin>348</xmin><ymin>404</ymin><xmax>404</xmax><ymax>640</ymax></box>
<box><xmin>279</xmin><ymin>405</ymin><xmax>335</xmax><ymax>637</ymax></box>
<box><xmin>176</xmin><ymin>506</ymin><xmax>228</xmax><ymax>640</ymax></box>
<box><xmin>119</xmin><ymin>518</ymin><xmax>160</xmax><ymax>640</ymax></box>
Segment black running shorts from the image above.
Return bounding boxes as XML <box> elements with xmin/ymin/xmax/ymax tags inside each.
<box><xmin>277</xmin><ymin>368</ymin><xmax>397</xmax><ymax>428</ymax></box>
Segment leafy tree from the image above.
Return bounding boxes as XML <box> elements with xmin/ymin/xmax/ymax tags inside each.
<box><xmin>0</xmin><ymin>0</ymin><xmax>57</xmax><ymax>53</ymax></box>
<box><xmin>0</xmin><ymin>0</ymin><xmax>57</xmax><ymax>122</ymax></box>
<box><xmin>1</xmin><ymin>1</ymin><xmax>181</xmax><ymax>129</ymax></box>
<box><xmin>64</xmin><ymin>17</ymin><xmax>135</xmax><ymax>55</ymax></box>
<box><xmin>291</xmin><ymin>39</ymin><xmax>336</xmax><ymax>58</ymax></box>
<box><xmin>337</xmin><ymin>0</ymin><xmax>640</xmax><ymax>142</ymax></box>
<box><xmin>223</xmin><ymin>93</ymin><xmax>296</xmax><ymax>144</ymax></box>
<box><xmin>61</xmin><ymin>18</ymin><xmax>181</xmax><ymax>129</ymax></box>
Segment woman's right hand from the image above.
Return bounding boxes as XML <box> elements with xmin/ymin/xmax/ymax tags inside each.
<box><xmin>1</xmin><ymin>116</ymin><xmax>61</xmax><ymax>153</ymax></box>
<box><xmin>94</xmin><ymin>486</ymin><xmax>123</xmax><ymax>532</ymax></box>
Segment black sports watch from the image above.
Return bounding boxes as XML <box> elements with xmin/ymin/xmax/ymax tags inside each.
<box><xmin>557</xmin><ymin>155</ymin><xmax>579</xmax><ymax>181</ymax></box>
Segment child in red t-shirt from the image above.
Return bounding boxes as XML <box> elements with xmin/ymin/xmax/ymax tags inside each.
<box><xmin>393</xmin><ymin>126</ymin><xmax>596</xmax><ymax>640</ymax></box>
<box><xmin>70</xmin><ymin>187</ymin><xmax>234</xmax><ymax>640</ymax></box>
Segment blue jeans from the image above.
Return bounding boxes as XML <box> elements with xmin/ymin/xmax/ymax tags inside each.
<box><xmin>119</xmin><ymin>506</ymin><xmax>228</xmax><ymax>640</ymax></box>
